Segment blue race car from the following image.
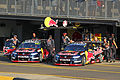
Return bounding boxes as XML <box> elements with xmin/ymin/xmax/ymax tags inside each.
<box><xmin>11</xmin><ymin>39</ymin><xmax>49</xmax><ymax>62</ymax></box>
<box><xmin>54</xmin><ymin>42</ymin><xmax>95</xmax><ymax>66</ymax></box>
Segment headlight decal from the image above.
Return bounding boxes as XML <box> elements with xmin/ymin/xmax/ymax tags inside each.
<box><xmin>55</xmin><ymin>55</ymin><xmax>59</xmax><ymax>58</ymax></box>
<box><xmin>73</xmin><ymin>56</ymin><xmax>80</xmax><ymax>58</ymax></box>
<box><xmin>31</xmin><ymin>53</ymin><xmax>38</xmax><ymax>55</ymax></box>
<box><xmin>12</xmin><ymin>52</ymin><xmax>17</xmax><ymax>55</ymax></box>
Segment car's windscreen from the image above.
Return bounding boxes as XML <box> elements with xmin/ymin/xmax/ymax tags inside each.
<box><xmin>18</xmin><ymin>43</ymin><xmax>40</xmax><ymax>48</ymax></box>
<box><xmin>64</xmin><ymin>45</ymin><xmax>85</xmax><ymax>51</ymax></box>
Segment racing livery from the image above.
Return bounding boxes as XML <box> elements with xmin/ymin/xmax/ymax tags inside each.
<box><xmin>3</xmin><ymin>40</ymin><xmax>16</xmax><ymax>57</ymax></box>
<box><xmin>54</xmin><ymin>41</ymin><xmax>104</xmax><ymax>66</ymax></box>
<box><xmin>11</xmin><ymin>39</ymin><xmax>49</xmax><ymax>62</ymax></box>
<box><xmin>54</xmin><ymin>43</ymin><xmax>95</xmax><ymax>66</ymax></box>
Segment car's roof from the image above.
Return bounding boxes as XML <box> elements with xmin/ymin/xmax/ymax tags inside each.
<box><xmin>69</xmin><ymin>43</ymin><xmax>86</xmax><ymax>46</ymax></box>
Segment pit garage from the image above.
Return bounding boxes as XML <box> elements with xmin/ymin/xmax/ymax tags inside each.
<box><xmin>0</xmin><ymin>16</ymin><xmax>119</xmax><ymax>57</ymax></box>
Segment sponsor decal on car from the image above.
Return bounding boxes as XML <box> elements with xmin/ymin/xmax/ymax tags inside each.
<box><xmin>60</xmin><ymin>59</ymin><xmax>71</xmax><ymax>61</ymax></box>
<box><xmin>18</xmin><ymin>56</ymin><xmax>29</xmax><ymax>58</ymax></box>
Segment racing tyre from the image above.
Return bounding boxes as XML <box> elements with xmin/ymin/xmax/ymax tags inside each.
<box><xmin>8</xmin><ymin>55</ymin><xmax>11</xmax><ymax>60</ymax></box>
<box><xmin>98</xmin><ymin>54</ymin><xmax>103</xmax><ymax>63</ymax></box>
<box><xmin>82</xmin><ymin>56</ymin><xmax>86</xmax><ymax>66</ymax></box>
<box><xmin>39</xmin><ymin>53</ymin><xmax>43</xmax><ymax>62</ymax></box>
<box><xmin>51</xmin><ymin>57</ymin><xmax>55</xmax><ymax>64</ymax></box>
<box><xmin>10</xmin><ymin>54</ymin><xmax>13</xmax><ymax>62</ymax></box>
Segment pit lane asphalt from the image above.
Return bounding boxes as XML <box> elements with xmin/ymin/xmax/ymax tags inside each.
<box><xmin>0</xmin><ymin>53</ymin><xmax>120</xmax><ymax>80</ymax></box>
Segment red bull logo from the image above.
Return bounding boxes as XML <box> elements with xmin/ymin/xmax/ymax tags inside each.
<box><xmin>44</xmin><ymin>17</ymin><xmax>58</xmax><ymax>27</ymax></box>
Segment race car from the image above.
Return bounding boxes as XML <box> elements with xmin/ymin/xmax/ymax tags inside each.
<box><xmin>11</xmin><ymin>39</ymin><xmax>49</xmax><ymax>62</ymax></box>
<box><xmin>3</xmin><ymin>40</ymin><xmax>16</xmax><ymax>57</ymax></box>
<box><xmin>90</xmin><ymin>41</ymin><xmax>104</xmax><ymax>63</ymax></box>
<box><xmin>54</xmin><ymin>42</ymin><xmax>95</xmax><ymax>66</ymax></box>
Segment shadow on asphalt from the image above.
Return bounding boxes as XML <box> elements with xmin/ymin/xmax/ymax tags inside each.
<box><xmin>43</xmin><ymin>61</ymin><xmax>84</xmax><ymax>67</ymax></box>
<box><xmin>0</xmin><ymin>54</ymin><xmax>12</xmax><ymax>63</ymax></box>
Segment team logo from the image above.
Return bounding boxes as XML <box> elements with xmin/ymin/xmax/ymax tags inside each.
<box><xmin>63</xmin><ymin>20</ymin><xmax>67</xmax><ymax>27</ymax></box>
<box><xmin>44</xmin><ymin>17</ymin><xmax>58</xmax><ymax>27</ymax></box>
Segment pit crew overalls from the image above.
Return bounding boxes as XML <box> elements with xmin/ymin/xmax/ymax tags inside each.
<box><xmin>109</xmin><ymin>37</ymin><xmax>116</xmax><ymax>62</ymax></box>
<box><xmin>47</xmin><ymin>38</ymin><xmax>55</xmax><ymax>62</ymax></box>
<box><xmin>102</xmin><ymin>41</ymin><xmax>110</xmax><ymax>61</ymax></box>
<box><xmin>62</xmin><ymin>36</ymin><xmax>70</xmax><ymax>48</ymax></box>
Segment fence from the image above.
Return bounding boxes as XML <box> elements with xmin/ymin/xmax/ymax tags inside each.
<box><xmin>0</xmin><ymin>0</ymin><xmax>119</xmax><ymax>20</ymax></box>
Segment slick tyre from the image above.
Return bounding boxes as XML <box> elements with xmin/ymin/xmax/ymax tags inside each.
<box><xmin>99</xmin><ymin>54</ymin><xmax>103</xmax><ymax>63</ymax></box>
<box><xmin>8</xmin><ymin>55</ymin><xmax>11</xmax><ymax>60</ymax></box>
<box><xmin>82</xmin><ymin>56</ymin><xmax>86</xmax><ymax>66</ymax></box>
<box><xmin>10</xmin><ymin>54</ymin><xmax>13</xmax><ymax>62</ymax></box>
<box><xmin>39</xmin><ymin>53</ymin><xmax>43</xmax><ymax>62</ymax></box>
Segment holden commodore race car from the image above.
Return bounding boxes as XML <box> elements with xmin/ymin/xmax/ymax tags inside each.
<box><xmin>11</xmin><ymin>39</ymin><xmax>49</xmax><ymax>62</ymax></box>
<box><xmin>3</xmin><ymin>40</ymin><xmax>16</xmax><ymax>57</ymax></box>
<box><xmin>54</xmin><ymin>42</ymin><xmax>96</xmax><ymax>66</ymax></box>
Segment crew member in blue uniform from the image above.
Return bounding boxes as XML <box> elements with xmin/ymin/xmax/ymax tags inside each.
<box><xmin>10</xmin><ymin>35</ymin><xmax>20</xmax><ymax>47</ymax></box>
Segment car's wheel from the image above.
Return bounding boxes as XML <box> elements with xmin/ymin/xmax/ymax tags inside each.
<box><xmin>39</xmin><ymin>53</ymin><xmax>43</xmax><ymax>62</ymax></box>
<box><xmin>98</xmin><ymin>54</ymin><xmax>103</xmax><ymax>63</ymax></box>
<box><xmin>10</xmin><ymin>57</ymin><xmax>12</xmax><ymax>62</ymax></box>
<box><xmin>51</xmin><ymin>57</ymin><xmax>55</xmax><ymax>64</ymax></box>
<box><xmin>82</xmin><ymin>56</ymin><xmax>86</xmax><ymax>66</ymax></box>
<box><xmin>10</xmin><ymin>55</ymin><xmax>14</xmax><ymax>63</ymax></box>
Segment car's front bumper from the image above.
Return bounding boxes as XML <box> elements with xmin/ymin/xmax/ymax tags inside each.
<box><xmin>54</xmin><ymin>58</ymin><xmax>82</xmax><ymax>66</ymax></box>
<box><xmin>11</xmin><ymin>55</ymin><xmax>40</xmax><ymax>63</ymax></box>
<box><xmin>54</xmin><ymin>63</ymin><xmax>82</xmax><ymax>66</ymax></box>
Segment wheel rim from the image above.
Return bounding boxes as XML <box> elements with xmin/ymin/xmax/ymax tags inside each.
<box><xmin>40</xmin><ymin>54</ymin><xmax>42</xmax><ymax>62</ymax></box>
<box><xmin>83</xmin><ymin>57</ymin><xmax>86</xmax><ymax>63</ymax></box>
<box><xmin>99</xmin><ymin>54</ymin><xmax>103</xmax><ymax>62</ymax></box>
<box><xmin>82</xmin><ymin>56</ymin><xmax>85</xmax><ymax>65</ymax></box>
